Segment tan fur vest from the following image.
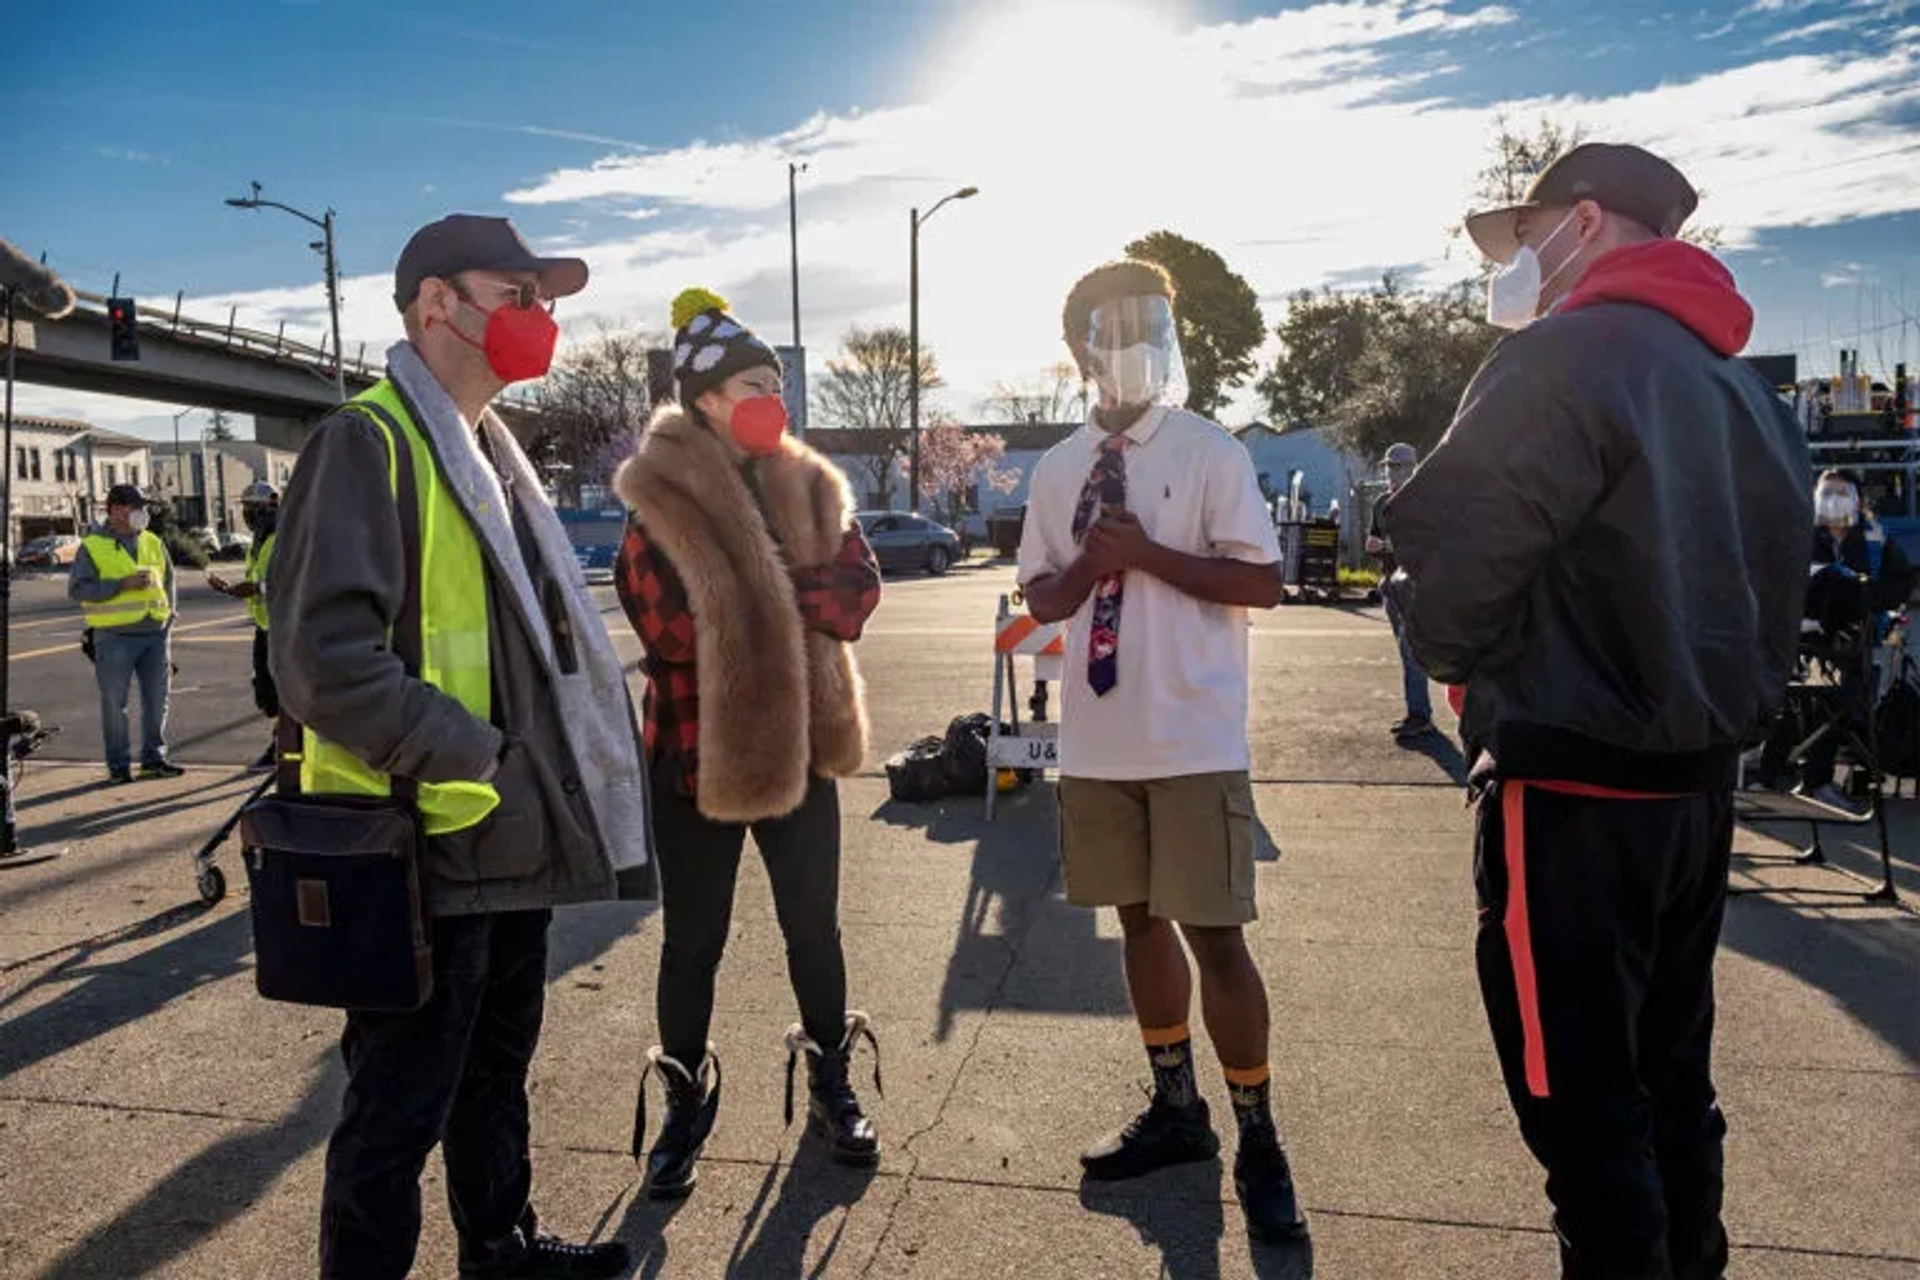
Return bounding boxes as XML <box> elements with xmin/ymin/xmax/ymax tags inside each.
<box><xmin>613</xmin><ymin>407</ymin><xmax>869</xmax><ymax>822</ymax></box>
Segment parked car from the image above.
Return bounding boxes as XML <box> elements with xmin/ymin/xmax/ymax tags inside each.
<box><xmin>15</xmin><ymin>535</ymin><xmax>80</xmax><ymax>569</ymax></box>
<box><xmin>213</xmin><ymin>530</ymin><xmax>252</xmax><ymax>562</ymax></box>
<box><xmin>856</xmin><ymin>511</ymin><xmax>963</xmax><ymax>576</ymax></box>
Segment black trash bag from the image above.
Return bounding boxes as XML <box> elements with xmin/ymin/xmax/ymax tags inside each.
<box><xmin>886</xmin><ymin>736</ymin><xmax>952</xmax><ymax>803</ymax></box>
<box><xmin>943</xmin><ymin>712</ymin><xmax>1036</xmax><ymax>793</ymax></box>
<box><xmin>943</xmin><ymin>713</ymin><xmax>994</xmax><ymax>794</ymax></box>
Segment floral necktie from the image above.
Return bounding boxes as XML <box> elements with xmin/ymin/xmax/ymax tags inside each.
<box><xmin>1071</xmin><ymin>436</ymin><xmax>1129</xmax><ymax>696</ymax></box>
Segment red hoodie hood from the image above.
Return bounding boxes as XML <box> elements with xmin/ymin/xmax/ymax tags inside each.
<box><xmin>1557</xmin><ymin>239</ymin><xmax>1753</xmax><ymax>357</ymax></box>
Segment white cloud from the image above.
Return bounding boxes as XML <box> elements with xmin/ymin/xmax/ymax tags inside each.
<box><xmin>34</xmin><ymin>0</ymin><xmax>1920</xmax><ymax>430</ymax></box>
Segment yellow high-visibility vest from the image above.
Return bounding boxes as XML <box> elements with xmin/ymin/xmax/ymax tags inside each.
<box><xmin>290</xmin><ymin>381</ymin><xmax>500</xmax><ymax>837</ymax></box>
<box><xmin>79</xmin><ymin>531</ymin><xmax>171</xmax><ymax>630</ymax></box>
<box><xmin>244</xmin><ymin>531</ymin><xmax>276</xmax><ymax>630</ymax></box>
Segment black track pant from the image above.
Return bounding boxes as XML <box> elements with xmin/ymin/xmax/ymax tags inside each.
<box><xmin>1474</xmin><ymin>779</ymin><xmax>1732</xmax><ymax>1280</ymax></box>
<box><xmin>651</xmin><ymin>759</ymin><xmax>848</xmax><ymax>1065</ymax></box>
<box><xmin>252</xmin><ymin>626</ymin><xmax>281</xmax><ymax>719</ymax></box>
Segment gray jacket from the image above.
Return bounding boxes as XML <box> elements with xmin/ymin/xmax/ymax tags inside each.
<box><xmin>68</xmin><ymin>525</ymin><xmax>176</xmax><ymax>636</ymax></box>
<box><xmin>271</xmin><ymin>371</ymin><xmax>655</xmax><ymax>914</ymax></box>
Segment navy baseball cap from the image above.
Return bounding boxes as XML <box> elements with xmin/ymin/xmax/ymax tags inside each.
<box><xmin>105</xmin><ymin>483</ymin><xmax>147</xmax><ymax>508</ymax></box>
<box><xmin>393</xmin><ymin>214</ymin><xmax>589</xmax><ymax>311</ymax></box>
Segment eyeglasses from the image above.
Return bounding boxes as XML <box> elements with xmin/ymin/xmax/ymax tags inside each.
<box><xmin>448</xmin><ymin>277</ymin><xmax>556</xmax><ymax>315</ymax></box>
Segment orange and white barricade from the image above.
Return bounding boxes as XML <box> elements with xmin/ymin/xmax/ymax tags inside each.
<box><xmin>986</xmin><ymin>593</ymin><xmax>1067</xmax><ymax>819</ymax></box>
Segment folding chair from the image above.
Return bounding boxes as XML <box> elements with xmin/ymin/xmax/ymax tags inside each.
<box><xmin>1735</xmin><ymin>611</ymin><xmax>1902</xmax><ymax>904</ymax></box>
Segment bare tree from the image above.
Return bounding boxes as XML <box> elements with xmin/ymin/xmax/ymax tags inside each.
<box><xmin>982</xmin><ymin>361</ymin><xmax>1087</xmax><ymax>424</ymax></box>
<box><xmin>815</xmin><ymin>325</ymin><xmax>941</xmax><ymax>509</ymax></box>
<box><xmin>533</xmin><ymin>325</ymin><xmax>660</xmax><ymax>505</ymax></box>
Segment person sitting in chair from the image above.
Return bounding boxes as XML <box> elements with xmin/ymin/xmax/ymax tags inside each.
<box><xmin>1758</xmin><ymin>469</ymin><xmax>1914</xmax><ymax>812</ymax></box>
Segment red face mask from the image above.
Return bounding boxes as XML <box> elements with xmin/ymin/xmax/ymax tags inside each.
<box><xmin>446</xmin><ymin>297</ymin><xmax>560</xmax><ymax>383</ymax></box>
<box><xmin>729</xmin><ymin>394</ymin><xmax>789</xmax><ymax>456</ymax></box>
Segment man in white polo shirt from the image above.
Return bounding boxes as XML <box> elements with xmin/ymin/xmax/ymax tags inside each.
<box><xmin>1017</xmin><ymin>259</ymin><xmax>1304</xmax><ymax>1244</ymax></box>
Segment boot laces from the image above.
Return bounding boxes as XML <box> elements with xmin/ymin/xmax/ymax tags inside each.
<box><xmin>631</xmin><ymin>1045</ymin><xmax>719</xmax><ymax>1163</ymax></box>
<box><xmin>783</xmin><ymin>1011</ymin><xmax>883</xmax><ymax>1126</ymax></box>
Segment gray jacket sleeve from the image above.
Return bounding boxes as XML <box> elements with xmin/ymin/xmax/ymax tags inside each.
<box><xmin>270</xmin><ymin>409</ymin><xmax>503</xmax><ymax>784</ymax></box>
<box><xmin>1385</xmin><ymin>337</ymin><xmax>1615</xmax><ymax>686</ymax></box>
<box><xmin>67</xmin><ymin>541</ymin><xmax>119</xmax><ymax>603</ymax></box>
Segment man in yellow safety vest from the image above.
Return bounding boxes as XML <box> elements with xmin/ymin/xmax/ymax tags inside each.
<box><xmin>270</xmin><ymin>214</ymin><xmax>653</xmax><ymax>1280</ymax></box>
<box><xmin>67</xmin><ymin>482</ymin><xmax>184</xmax><ymax>785</ymax></box>
<box><xmin>207</xmin><ymin>480</ymin><xmax>280</xmax><ymax>770</ymax></box>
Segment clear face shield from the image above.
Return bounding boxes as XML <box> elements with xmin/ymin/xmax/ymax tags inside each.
<box><xmin>1084</xmin><ymin>295</ymin><xmax>1188</xmax><ymax>411</ymax></box>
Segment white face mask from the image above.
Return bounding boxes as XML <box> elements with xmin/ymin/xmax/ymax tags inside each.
<box><xmin>127</xmin><ymin>509</ymin><xmax>152</xmax><ymax>534</ymax></box>
<box><xmin>1816</xmin><ymin>491</ymin><xmax>1858</xmax><ymax>526</ymax></box>
<box><xmin>1095</xmin><ymin>345</ymin><xmax>1170</xmax><ymax>408</ymax></box>
<box><xmin>1486</xmin><ymin>211</ymin><xmax>1583</xmax><ymax>331</ymax></box>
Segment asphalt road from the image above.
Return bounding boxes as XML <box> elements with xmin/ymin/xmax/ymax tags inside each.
<box><xmin>22</xmin><ymin>560</ymin><xmax>1461</xmax><ymax>787</ymax></box>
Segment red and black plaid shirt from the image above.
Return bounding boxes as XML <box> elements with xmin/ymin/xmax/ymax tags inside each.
<box><xmin>615</xmin><ymin>520</ymin><xmax>881</xmax><ymax>797</ymax></box>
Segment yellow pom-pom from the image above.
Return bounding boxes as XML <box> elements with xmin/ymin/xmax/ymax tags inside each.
<box><xmin>671</xmin><ymin>287</ymin><xmax>730</xmax><ymax>331</ymax></box>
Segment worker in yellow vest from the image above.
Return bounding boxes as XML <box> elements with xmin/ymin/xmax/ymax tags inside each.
<box><xmin>207</xmin><ymin>480</ymin><xmax>279</xmax><ymax>770</ymax></box>
<box><xmin>67</xmin><ymin>483</ymin><xmax>184</xmax><ymax>785</ymax></box>
<box><xmin>270</xmin><ymin>214</ymin><xmax>653</xmax><ymax>1280</ymax></box>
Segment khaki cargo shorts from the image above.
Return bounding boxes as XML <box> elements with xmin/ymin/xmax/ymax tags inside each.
<box><xmin>1056</xmin><ymin>771</ymin><xmax>1258</xmax><ymax>927</ymax></box>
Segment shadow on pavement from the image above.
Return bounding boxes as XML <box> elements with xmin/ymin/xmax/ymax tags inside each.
<box><xmin>0</xmin><ymin>904</ymin><xmax>252</xmax><ymax>1082</ymax></box>
<box><xmin>37</xmin><ymin>1048</ymin><xmax>341</xmax><ymax>1280</ymax></box>
<box><xmin>874</xmin><ymin>785</ymin><xmax>1130</xmax><ymax>1042</ymax></box>
<box><xmin>1720</xmin><ymin>879</ymin><xmax>1920</xmax><ymax>1069</ymax></box>
<box><xmin>1079</xmin><ymin>1172</ymin><xmax>1314</xmax><ymax>1279</ymax></box>
<box><xmin>546</xmin><ymin>900</ymin><xmax>660</xmax><ymax>984</ymax></box>
<box><xmin>723</xmin><ymin>1153</ymin><xmax>879</xmax><ymax>1278</ymax></box>
<box><xmin>15</xmin><ymin>782</ymin><xmax>254</xmax><ymax>853</ymax></box>
<box><xmin>608</xmin><ymin>1186</ymin><xmax>687</xmax><ymax>1280</ymax></box>
<box><xmin>1398</xmin><ymin>730</ymin><xmax>1470</xmax><ymax>786</ymax></box>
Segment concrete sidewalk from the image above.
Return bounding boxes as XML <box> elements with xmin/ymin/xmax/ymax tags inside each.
<box><xmin>1</xmin><ymin>754</ymin><xmax>1915</xmax><ymax>1279</ymax></box>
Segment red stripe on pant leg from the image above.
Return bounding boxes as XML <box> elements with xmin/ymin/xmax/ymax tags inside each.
<box><xmin>1502</xmin><ymin>782</ymin><xmax>1551</xmax><ymax>1099</ymax></box>
<box><xmin>1530</xmin><ymin>779</ymin><xmax>1681</xmax><ymax>802</ymax></box>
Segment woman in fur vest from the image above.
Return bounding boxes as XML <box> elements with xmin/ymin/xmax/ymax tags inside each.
<box><xmin>613</xmin><ymin>288</ymin><xmax>884</xmax><ymax>1200</ymax></box>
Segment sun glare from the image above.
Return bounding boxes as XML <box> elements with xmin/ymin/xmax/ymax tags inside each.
<box><xmin>927</xmin><ymin>2</ymin><xmax>1191</xmax><ymax>111</ymax></box>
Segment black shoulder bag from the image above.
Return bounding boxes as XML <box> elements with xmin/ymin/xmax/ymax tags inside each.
<box><xmin>239</xmin><ymin>402</ymin><xmax>434</xmax><ymax>1012</ymax></box>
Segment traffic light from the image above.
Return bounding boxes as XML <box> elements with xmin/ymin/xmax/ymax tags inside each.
<box><xmin>108</xmin><ymin>297</ymin><xmax>139</xmax><ymax>361</ymax></box>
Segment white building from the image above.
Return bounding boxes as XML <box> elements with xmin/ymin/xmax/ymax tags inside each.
<box><xmin>3</xmin><ymin>416</ymin><xmax>153</xmax><ymax>549</ymax></box>
<box><xmin>150</xmin><ymin>440</ymin><xmax>299</xmax><ymax>534</ymax></box>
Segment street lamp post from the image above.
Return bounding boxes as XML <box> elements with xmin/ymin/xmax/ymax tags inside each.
<box><xmin>169</xmin><ymin>408</ymin><xmax>194</xmax><ymax>511</ymax></box>
<box><xmin>907</xmin><ymin>185</ymin><xmax>979</xmax><ymax>514</ymax></box>
<box><xmin>788</xmin><ymin>161</ymin><xmax>808</xmax><ymax>349</ymax></box>
<box><xmin>225</xmin><ymin>181</ymin><xmax>346</xmax><ymax>404</ymax></box>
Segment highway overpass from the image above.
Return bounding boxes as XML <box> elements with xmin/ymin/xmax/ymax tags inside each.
<box><xmin>6</xmin><ymin>290</ymin><xmax>541</xmax><ymax>448</ymax></box>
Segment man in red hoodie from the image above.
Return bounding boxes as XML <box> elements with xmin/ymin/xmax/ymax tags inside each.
<box><xmin>1386</xmin><ymin>145</ymin><xmax>1810</xmax><ymax>1280</ymax></box>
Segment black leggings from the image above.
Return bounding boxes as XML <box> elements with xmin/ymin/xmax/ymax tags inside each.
<box><xmin>651</xmin><ymin>759</ymin><xmax>847</xmax><ymax>1064</ymax></box>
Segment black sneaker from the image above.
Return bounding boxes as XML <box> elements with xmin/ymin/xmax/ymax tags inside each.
<box><xmin>463</xmin><ymin>1234</ymin><xmax>631</xmax><ymax>1280</ymax></box>
<box><xmin>139</xmin><ymin>761</ymin><xmax>187</xmax><ymax>779</ymax></box>
<box><xmin>107</xmin><ymin>769</ymin><xmax>134</xmax><ymax>787</ymax></box>
<box><xmin>1236</xmin><ymin>1137</ymin><xmax>1309</xmax><ymax>1243</ymax></box>
<box><xmin>1392</xmin><ymin>716</ymin><xmax>1437</xmax><ymax>743</ymax></box>
<box><xmin>1081</xmin><ymin>1095</ymin><xmax>1219</xmax><ymax>1181</ymax></box>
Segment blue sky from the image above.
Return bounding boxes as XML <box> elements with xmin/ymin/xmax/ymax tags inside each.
<box><xmin>9</xmin><ymin>0</ymin><xmax>1919</xmax><ymax>438</ymax></box>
